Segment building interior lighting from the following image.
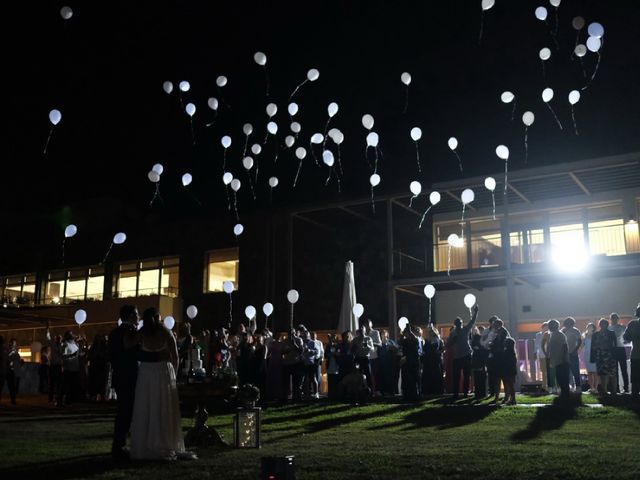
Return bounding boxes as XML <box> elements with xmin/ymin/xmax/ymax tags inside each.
<box><xmin>551</xmin><ymin>240</ymin><xmax>590</xmax><ymax>273</ymax></box>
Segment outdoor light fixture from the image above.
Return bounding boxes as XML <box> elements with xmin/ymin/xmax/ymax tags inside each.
<box><xmin>261</xmin><ymin>456</ymin><xmax>296</xmax><ymax>480</ymax></box>
<box><xmin>233</xmin><ymin>406</ymin><xmax>261</xmax><ymax>448</ymax></box>
<box><xmin>551</xmin><ymin>242</ymin><xmax>590</xmax><ymax>273</ymax></box>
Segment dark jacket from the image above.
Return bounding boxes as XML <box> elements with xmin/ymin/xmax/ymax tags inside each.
<box><xmin>108</xmin><ymin>323</ymin><xmax>139</xmax><ymax>389</ymax></box>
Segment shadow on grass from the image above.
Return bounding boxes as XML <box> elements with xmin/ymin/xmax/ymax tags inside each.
<box><xmin>369</xmin><ymin>403</ymin><xmax>497</xmax><ymax>431</ymax></box>
<box><xmin>0</xmin><ymin>454</ymin><xmax>136</xmax><ymax>480</ymax></box>
<box><xmin>511</xmin><ymin>394</ymin><xmax>582</xmax><ymax>441</ymax></box>
<box><xmin>597</xmin><ymin>394</ymin><xmax>640</xmax><ymax>420</ymax></box>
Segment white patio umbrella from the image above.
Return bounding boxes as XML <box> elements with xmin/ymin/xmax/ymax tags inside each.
<box><xmin>337</xmin><ymin>260</ymin><xmax>358</xmax><ymax>333</ymax></box>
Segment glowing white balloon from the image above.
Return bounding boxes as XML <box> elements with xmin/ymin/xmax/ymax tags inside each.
<box><xmin>268</xmin><ymin>177</ymin><xmax>279</xmax><ymax>188</ymax></box>
<box><xmin>464</xmin><ymin>293</ymin><xmax>477</xmax><ymax>309</ymax></box>
<box><xmin>207</xmin><ymin>97</ymin><xmax>219</xmax><ymax>110</ymax></box>
<box><xmin>370</xmin><ymin>174</ymin><xmax>381</xmax><ymax>187</ymax></box>
<box><xmin>49</xmin><ymin>109</ymin><xmax>62</xmax><ymax>125</ymax></box>
<box><xmin>401</xmin><ymin>72</ymin><xmax>412</xmax><ymax>85</ymax></box>
<box><xmin>245</xmin><ymin>305</ymin><xmax>257</xmax><ymax>320</ymax></box>
<box><xmin>60</xmin><ymin>6</ymin><xmax>73</xmax><ymax>20</ymax></box>
<box><xmin>266</xmin><ymin>103</ymin><xmax>277</xmax><ymax>117</ymax></box>
<box><xmin>243</xmin><ymin>123</ymin><xmax>253</xmax><ymax>135</ymax></box>
<box><xmin>568</xmin><ymin>90</ymin><xmax>581</xmax><ymax>105</ymax></box>
<box><xmin>484</xmin><ymin>177</ymin><xmax>496</xmax><ymax>191</ymax></box>
<box><xmin>549</xmin><ymin>0</ymin><xmax>561</xmax><ymax>7</ymax></box>
<box><xmin>179</xmin><ymin>81</ymin><xmax>190</xmax><ymax>92</ymax></box>
<box><xmin>223</xmin><ymin>281</ymin><xmax>234</xmax><ymax>294</ymax></box>
<box><xmin>481</xmin><ymin>0</ymin><xmax>495</xmax><ymax>10</ymax></box>
<box><xmin>254</xmin><ymin>51</ymin><xmax>267</xmax><ymax>66</ymax></box>
<box><xmin>74</xmin><ymin>309</ymin><xmax>87</xmax><ymax>325</ymax></box>
<box><xmin>288</xmin><ymin>102</ymin><xmax>299</xmax><ymax>116</ymax></box>
<box><xmin>586</xmin><ymin>36</ymin><xmax>601</xmax><ymax>53</ymax></box>
<box><xmin>152</xmin><ymin>163</ymin><xmax>164</xmax><ymax>175</ymax></box>
<box><xmin>539</xmin><ymin>48</ymin><xmax>551</xmax><ymax>61</ymax></box>
<box><xmin>221</xmin><ymin>136</ymin><xmax>232</xmax><ymax>149</ymax></box>
<box><xmin>181</xmin><ymin>173</ymin><xmax>193</xmax><ymax>186</ymax></box>
<box><xmin>113</xmin><ymin>232</ymin><xmax>127</xmax><ymax>245</ymax></box>
<box><xmin>410</xmin><ymin>127</ymin><xmax>422</xmax><ymax>141</ymax></box>
<box><xmin>572</xmin><ymin>16</ymin><xmax>585</xmax><ymax>30</ymax></box>
<box><xmin>496</xmin><ymin>145</ymin><xmax>510</xmax><ymax>160</ymax></box>
<box><xmin>216</xmin><ymin>75</ymin><xmax>228</xmax><ymax>87</ymax></box>
<box><xmin>424</xmin><ymin>284</ymin><xmax>436</xmax><ymax>299</ymax></box>
<box><xmin>542</xmin><ymin>88</ymin><xmax>554</xmax><ymax>103</ymax></box>
<box><xmin>251</xmin><ymin>144</ymin><xmax>262</xmax><ymax>155</ymax></box>
<box><xmin>366</xmin><ymin>132</ymin><xmax>379</xmax><ymax>147</ymax></box>
<box><xmin>307</xmin><ymin>69</ymin><xmax>320</xmax><ymax>81</ymax></box>
<box><xmin>295</xmin><ymin>147</ymin><xmax>307</xmax><ymax>160</ymax></box>
<box><xmin>222</xmin><ymin>172</ymin><xmax>233</xmax><ymax>185</ymax></box>
<box><xmin>186</xmin><ymin>305</ymin><xmax>198</xmax><ymax>319</ymax></box>
<box><xmin>429</xmin><ymin>191</ymin><xmax>441</xmax><ymax>205</ymax></box>
<box><xmin>410</xmin><ymin>181</ymin><xmax>421</xmax><ymax>196</ymax></box>
<box><xmin>461</xmin><ymin>188</ymin><xmax>475</xmax><ymax>205</ymax></box>
<box><xmin>148</xmin><ymin>170</ymin><xmax>160</xmax><ymax>183</ymax></box>
<box><xmin>522</xmin><ymin>111</ymin><xmax>535</xmax><ymax>127</ymax></box>
<box><xmin>64</xmin><ymin>224</ymin><xmax>77</xmax><ymax>238</ymax></box>
<box><xmin>263</xmin><ymin>303</ymin><xmax>274</xmax><ymax>316</ymax></box>
<box><xmin>353</xmin><ymin>303</ymin><xmax>364</xmax><ymax>318</ymax></box>
<box><xmin>333</xmin><ymin>130</ymin><xmax>344</xmax><ymax>144</ymax></box>
<box><xmin>162</xmin><ymin>81</ymin><xmax>173</xmax><ymax>94</ymax></box>
<box><xmin>163</xmin><ymin>316</ymin><xmax>175</xmax><ymax>330</ymax></box>
<box><xmin>234</xmin><ymin>224</ymin><xmax>244</xmax><ymax>236</ymax></box>
<box><xmin>267</xmin><ymin>121</ymin><xmax>278</xmax><ymax>135</ymax></box>
<box><xmin>574</xmin><ymin>44</ymin><xmax>587</xmax><ymax>57</ymax></box>
<box><xmin>242</xmin><ymin>157</ymin><xmax>254</xmax><ymax>170</ymax></box>
<box><xmin>290</xmin><ymin>122</ymin><xmax>301</xmax><ymax>134</ymax></box>
<box><xmin>230</xmin><ymin>179</ymin><xmax>241</xmax><ymax>192</ymax></box>
<box><xmin>311</xmin><ymin>133</ymin><xmax>324</xmax><ymax>144</ymax></box>
<box><xmin>448</xmin><ymin>137</ymin><xmax>458</xmax><ymax>150</ymax></box>
<box><xmin>285</xmin><ymin>136</ymin><xmax>295</xmax><ymax>148</ymax></box>
<box><xmin>287</xmin><ymin>289</ymin><xmax>299</xmax><ymax>304</ymax></box>
<box><xmin>322</xmin><ymin>150</ymin><xmax>335</xmax><ymax>167</ymax></box>
<box><xmin>448</xmin><ymin>233</ymin><xmax>460</xmax><ymax>247</ymax></box>
<box><xmin>327</xmin><ymin>102</ymin><xmax>339</xmax><ymax>117</ymax></box>
<box><xmin>398</xmin><ymin>317</ymin><xmax>409</xmax><ymax>330</ymax></box>
<box><xmin>185</xmin><ymin>103</ymin><xmax>196</xmax><ymax>116</ymax></box>
<box><xmin>501</xmin><ymin>91</ymin><xmax>515</xmax><ymax>103</ymax></box>
<box><xmin>362</xmin><ymin>114</ymin><xmax>374</xmax><ymax>130</ymax></box>
<box><xmin>587</xmin><ymin>22</ymin><xmax>604</xmax><ymax>38</ymax></box>
<box><xmin>535</xmin><ymin>6</ymin><xmax>548</xmax><ymax>21</ymax></box>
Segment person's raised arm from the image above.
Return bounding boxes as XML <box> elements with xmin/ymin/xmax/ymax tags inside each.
<box><xmin>468</xmin><ymin>304</ymin><xmax>479</xmax><ymax>329</ymax></box>
<box><xmin>167</xmin><ymin>330</ymin><xmax>179</xmax><ymax>371</ymax></box>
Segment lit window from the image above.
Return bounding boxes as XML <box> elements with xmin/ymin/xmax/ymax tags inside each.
<box><xmin>115</xmin><ymin>257</ymin><xmax>179</xmax><ymax>298</ymax></box>
<box><xmin>205</xmin><ymin>248</ymin><xmax>239</xmax><ymax>292</ymax></box>
<box><xmin>433</xmin><ymin>223</ymin><xmax>467</xmax><ymax>272</ymax></box>
<box><xmin>1</xmin><ymin>274</ymin><xmax>37</xmax><ymax>305</ymax></box>
<box><xmin>469</xmin><ymin>219</ymin><xmax>502</xmax><ymax>268</ymax></box>
<box><xmin>588</xmin><ymin>219</ymin><xmax>626</xmax><ymax>256</ymax></box>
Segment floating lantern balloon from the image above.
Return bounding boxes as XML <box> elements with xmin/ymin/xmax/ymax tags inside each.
<box><xmin>419</xmin><ymin>191</ymin><xmax>441</xmax><ymax>229</ymax></box>
<box><xmin>446</xmin><ymin>233</ymin><xmax>462</xmax><ymax>276</ymax></box>
<box><xmin>251</xmin><ymin>143</ymin><xmax>262</xmax><ymax>155</ymax></box>
<box><xmin>287</xmin><ymin>289</ymin><xmax>299</xmax><ymax>329</ymax></box>
<box><xmin>186</xmin><ymin>305</ymin><xmax>198</xmax><ymax>320</ymax></box>
<box><xmin>369</xmin><ymin>174</ymin><xmax>381</xmax><ymax>213</ymax></box>
<box><xmin>285</xmin><ymin>135</ymin><xmax>295</xmax><ymax>148</ymax></box>
<box><xmin>181</xmin><ymin>173</ymin><xmax>192</xmax><ymax>187</ymax></box>
<box><xmin>268</xmin><ymin>176</ymin><xmax>278</xmax><ymax>203</ymax></box>
<box><xmin>102</xmin><ymin>232</ymin><xmax>126</xmax><ymax>264</ymax></box>
<box><xmin>353</xmin><ymin>303</ymin><xmax>364</xmax><ymax>319</ymax></box>
<box><xmin>222</xmin><ymin>172</ymin><xmax>233</xmax><ymax>211</ymax></box>
<box><xmin>185</xmin><ymin>103</ymin><xmax>196</xmax><ymax>144</ymax></box>
<box><xmin>588</xmin><ymin>22</ymin><xmax>604</xmax><ymax>38</ymax></box>
<box><xmin>75</xmin><ymin>309</ymin><xmax>87</xmax><ymax>325</ymax></box>
<box><xmin>179</xmin><ymin>81</ymin><xmax>190</xmax><ymax>92</ymax></box>
<box><xmin>464</xmin><ymin>293</ymin><xmax>477</xmax><ymax>315</ymax></box>
<box><xmin>163</xmin><ymin>316</ymin><xmax>175</xmax><ymax>330</ymax></box>
<box><xmin>245</xmin><ymin>305</ymin><xmax>257</xmax><ymax>321</ymax></box>
<box><xmin>409</xmin><ymin>181</ymin><xmax>421</xmax><ymax>207</ymax></box>
<box><xmin>241</xmin><ymin>123</ymin><xmax>253</xmax><ymax>157</ymax></box>
<box><xmin>496</xmin><ymin>144</ymin><xmax>511</xmax><ymax>194</ymax></box>
<box><xmin>366</xmin><ymin>132</ymin><xmax>381</xmax><ymax>173</ymax></box>
<box><xmin>162</xmin><ymin>81</ymin><xmax>173</xmax><ymax>94</ymax></box>
<box><xmin>60</xmin><ymin>6</ymin><xmax>73</xmax><ymax>20</ymax></box>
<box><xmin>263</xmin><ymin>302</ymin><xmax>274</xmax><ymax>329</ymax></box>
<box><xmin>254</xmin><ymin>51</ymin><xmax>270</xmax><ymax>96</ymax></box>
<box><xmin>539</xmin><ymin>47</ymin><xmax>551</xmax><ymax>84</ymax></box>
<box><xmin>448</xmin><ymin>137</ymin><xmax>463</xmax><ymax>173</ymax></box>
<box><xmin>216</xmin><ymin>76</ymin><xmax>228</xmax><ymax>87</ymax></box>
<box><xmin>242</xmin><ymin>157</ymin><xmax>256</xmax><ymax>200</ymax></box>
<box><xmin>152</xmin><ymin>163</ymin><xmax>164</xmax><ymax>175</ymax></box>
<box><xmin>401</xmin><ymin>72</ymin><xmax>412</xmax><ymax>113</ymax></box>
<box><xmin>266</xmin><ymin>103</ymin><xmax>277</xmax><ymax>118</ymax></box>
<box><xmin>479</xmin><ymin>0</ymin><xmax>495</xmax><ymax>44</ymax></box>
<box><xmin>207</xmin><ymin>97</ymin><xmax>218</xmax><ymax>110</ymax></box>
<box><xmin>521</xmin><ymin>112</ymin><xmax>534</xmax><ymax>163</ymax></box>
<box><xmin>221</xmin><ymin>135</ymin><xmax>232</xmax><ymax>169</ymax></box>
<box><xmin>410</xmin><ymin>127</ymin><xmax>423</xmax><ymax>172</ymax></box>
<box><xmin>424</xmin><ymin>283</ymin><xmax>436</xmax><ymax>323</ymax></box>
<box><xmin>264</xmin><ymin>121</ymin><xmax>278</xmax><ymax>145</ymax></box>
<box><xmin>568</xmin><ymin>90</ymin><xmax>581</xmax><ymax>135</ymax></box>
<box><xmin>147</xmin><ymin>171</ymin><xmax>159</xmax><ymax>182</ymax></box>
<box><xmin>398</xmin><ymin>317</ymin><xmax>409</xmax><ymax>331</ymax></box>
<box><xmin>233</xmin><ymin>223</ymin><xmax>244</xmax><ymax>237</ymax></box>
<box><xmin>484</xmin><ymin>177</ymin><xmax>497</xmax><ymax>219</ymax></box>
<box><xmin>230</xmin><ymin>178</ymin><xmax>241</xmax><ymax>220</ymax></box>
<box><xmin>64</xmin><ymin>224</ymin><xmax>77</xmax><ymax>238</ymax></box>
<box><xmin>584</xmin><ymin>33</ymin><xmax>604</xmax><ymax>90</ymax></box>
<box><xmin>289</xmin><ymin>68</ymin><xmax>319</xmax><ymax>100</ymax></box>
<box><xmin>501</xmin><ymin>91</ymin><xmax>516</xmax><ymax>120</ymax></box>
<box><xmin>331</xmin><ymin>129</ymin><xmax>345</xmax><ymax>176</ymax></box>
<box><xmin>288</xmin><ymin>102</ymin><xmax>299</xmax><ymax>117</ymax></box>
<box><xmin>460</xmin><ymin>189</ymin><xmax>475</xmax><ymax>241</ymax></box>
<box><xmin>361</xmin><ymin>114</ymin><xmax>374</xmax><ymax>130</ymax></box>
<box><xmin>44</xmin><ymin>109</ymin><xmax>62</xmax><ymax>154</ymax></box>
<box><xmin>293</xmin><ymin>147</ymin><xmax>307</xmax><ymax>188</ymax></box>
<box><xmin>322</xmin><ymin>150</ymin><xmax>337</xmax><ymax>187</ymax></box>
<box><xmin>323</xmin><ymin>102</ymin><xmax>339</xmax><ymax>148</ymax></box>
<box><xmin>542</xmin><ymin>88</ymin><xmax>563</xmax><ymax>130</ymax></box>
<box><xmin>223</xmin><ymin>281</ymin><xmax>234</xmax><ymax>326</ymax></box>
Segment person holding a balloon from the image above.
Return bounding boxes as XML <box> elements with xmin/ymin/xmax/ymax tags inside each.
<box><xmin>446</xmin><ymin>303</ymin><xmax>479</xmax><ymax>400</ymax></box>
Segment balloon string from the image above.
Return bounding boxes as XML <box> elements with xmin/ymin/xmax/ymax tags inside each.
<box><xmin>370</xmin><ymin>186</ymin><xmax>376</xmax><ymax>214</ymax></box>
<box><xmin>293</xmin><ymin>160</ymin><xmax>303</xmax><ymax>188</ymax></box>
<box><xmin>554</xmin><ymin>9</ymin><xmax>559</xmax><ymax>37</ymax></box>
<box><xmin>571</xmin><ymin>106</ymin><xmax>579</xmax><ymax>136</ymax></box>
<box><xmin>228</xmin><ymin>293</ymin><xmax>233</xmax><ymax>329</ymax></box>
<box><xmin>102</xmin><ymin>242</ymin><xmax>114</xmax><ymax>265</ymax></box>
<box><xmin>289</xmin><ymin>78</ymin><xmax>308</xmax><ymax>101</ymax></box>
<box><xmin>189</xmin><ymin>117</ymin><xmax>196</xmax><ymax>145</ymax></box>
<box><xmin>223</xmin><ymin>149</ymin><xmax>227</xmax><ymax>170</ymax></box>
<box><xmin>460</xmin><ymin>204</ymin><xmax>466</xmax><ymax>242</ymax></box>
<box><xmin>149</xmin><ymin>183</ymin><xmax>163</xmax><ymax>207</ymax></box>
<box><xmin>583</xmin><ymin>51</ymin><xmax>602</xmax><ymax>91</ymax></box>
<box><xmin>415</xmin><ymin>142</ymin><xmax>421</xmax><ymax>173</ymax></box>
<box><xmin>264</xmin><ymin>66</ymin><xmax>270</xmax><ymax>98</ymax></box>
<box><xmin>225</xmin><ymin>185</ymin><xmax>231</xmax><ymax>211</ymax></box>
<box><xmin>242</xmin><ymin>136</ymin><xmax>249</xmax><ymax>158</ymax></box>
<box><xmin>454</xmin><ymin>150</ymin><xmax>463</xmax><ymax>173</ymax></box>
<box><xmin>546</xmin><ymin>21</ymin><xmax>559</xmax><ymax>51</ymax></box>
<box><xmin>504</xmin><ymin>159</ymin><xmax>509</xmax><ymax>195</ymax></box>
<box><xmin>325</xmin><ymin>166</ymin><xmax>333</xmax><ymax>186</ymax></box>
<box><xmin>418</xmin><ymin>206</ymin><xmax>433</xmax><ymax>230</ymax></box>
<box><xmin>43</xmin><ymin>126</ymin><xmax>55</xmax><ymax>154</ymax></box>
<box><xmin>337</xmin><ymin>146</ymin><xmax>344</xmax><ymax>177</ymax></box>
<box><xmin>269</xmin><ymin>187</ymin><xmax>273</xmax><ymax>205</ymax></box>
<box><xmin>409</xmin><ymin>195</ymin><xmax>417</xmax><ymax>208</ymax></box>
<box><xmin>309</xmin><ymin>141</ymin><xmax>319</xmax><ymax>166</ymax></box>
<box><xmin>403</xmin><ymin>86</ymin><xmax>409</xmax><ymax>114</ymax></box>
<box><xmin>322</xmin><ymin>118</ymin><xmax>331</xmax><ymax>149</ymax></box>
<box><xmin>365</xmin><ymin>146</ymin><xmax>372</xmax><ymax>170</ymax></box>
<box><xmin>524</xmin><ymin>127</ymin><xmax>529</xmax><ymax>164</ymax></box>
<box><xmin>290</xmin><ymin>304</ymin><xmax>294</xmax><ymax>330</ymax></box>
<box><xmin>546</xmin><ymin>103</ymin><xmax>563</xmax><ymax>130</ymax></box>
<box><xmin>478</xmin><ymin>11</ymin><xmax>484</xmax><ymax>45</ymax></box>
<box><xmin>491</xmin><ymin>192</ymin><xmax>496</xmax><ymax>220</ymax></box>
<box><xmin>511</xmin><ymin>100</ymin><xmax>517</xmax><ymax>121</ymax></box>
<box><xmin>206</xmin><ymin>111</ymin><xmax>218</xmax><ymax>128</ymax></box>
<box><xmin>233</xmin><ymin>191</ymin><xmax>240</xmax><ymax>221</ymax></box>
<box><xmin>428</xmin><ymin>299</ymin><xmax>432</xmax><ymax>324</ymax></box>
<box><xmin>447</xmin><ymin>244</ymin><xmax>452</xmax><ymax>277</ymax></box>
<box><xmin>263</xmin><ymin>132</ymin><xmax>269</xmax><ymax>146</ymax></box>
<box><xmin>579</xmin><ymin>57</ymin><xmax>587</xmax><ymax>79</ymax></box>
<box><xmin>62</xmin><ymin>238</ymin><xmax>66</xmax><ymax>266</ymax></box>
<box><xmin>246</xmin><ymin>170</ymin><xmax>256</xmax><ymax>200</ymax></box>
<box><xmin>336</xmin><ymin>177</ymin><xmax>341</xmax><ymax>194</ymax></box>
<box><xmin>374</xmin><ymin>148</ymin><xmax>380</xmax><ymax>175</ymax></box>
<box><xmin>255</xmin><ymin>157</ymin><xmax>261</xmax><ymax>185</ymax></box>
<box><xmin>218</xmin><ymin>89</ymin><xmax>232</xmax><ymax>112</ymax></box>
<box><xmin>186</xmin><ymin>187</ymin><xmax>202</xmax><ymax>206</ymax></box>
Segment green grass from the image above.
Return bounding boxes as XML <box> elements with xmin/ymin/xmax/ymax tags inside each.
<box><xmin>1</xmin><ymin>394</ymin><xmax>639</xmax><ymax>480</ymax></box>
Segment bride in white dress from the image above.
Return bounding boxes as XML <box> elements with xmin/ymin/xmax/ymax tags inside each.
<box><xmin>127</xmin><ymin>307</ymin><xmax>195</xmax><ymax>460</ymax></box>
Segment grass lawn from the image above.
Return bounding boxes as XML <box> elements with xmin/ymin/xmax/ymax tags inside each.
<box><xmin>1</xmin><ymin>394</ymin><xmax>639</xmax><ymax>480</ymax></box>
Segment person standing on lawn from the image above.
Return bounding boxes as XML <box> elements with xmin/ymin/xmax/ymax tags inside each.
<box><xmin>609</xmin><ymin>313</ymin><xmax>630</xmax><ymax>393</ymax></box>
<box><xmin>547</xmin><ymin>319</ymin><xmax>571</xmax><ymax>397</ymax></box>
<box><xmin>561</xmin><ymin>317</ymin><xmax>583</xmax><ymax>392</ymax></box>
<box><xmin>447</xmin><ymin>304</ymin><xmax>479</xmax><ymax>399</ymax></box>
<box><xmin>622</xmin><ymin>303</ymin><xmax>640</xmax><ymax>398</ymax></box>
<box><xmin>591</xmin><ymin>318</ymin><xmax>618</xmax><ymax>395</ymax></box>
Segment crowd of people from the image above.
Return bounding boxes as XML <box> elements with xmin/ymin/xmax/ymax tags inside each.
<box><xmin>1</xmin><ymin>302</ymin><xmax>639</xmax><ymax>409</ymax></box>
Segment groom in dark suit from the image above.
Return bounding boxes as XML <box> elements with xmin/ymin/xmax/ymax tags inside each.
<box><xmin>109</xmin><ymin>305</ymin><xmax>140</xmax><ymax>459</ymax></box>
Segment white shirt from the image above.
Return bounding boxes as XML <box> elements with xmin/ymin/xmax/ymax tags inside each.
<box><xmin>368</xmin><ymin>328</ymin><xmax>382</xmax><ymax>360</ymax></box>
<box><xmin>548</xmin><ymin>331</ymin><xmax>569</xmax><ymax>368</ymax></box>
<box><xmin>609</xmin><ymin>324</ymin><xmax>626</xmax><ymax>347</ymax></box>
<box><xmin>562</xmin><ymin>327</ymin><xmax>582</xmax><ymax>354</ymax></box>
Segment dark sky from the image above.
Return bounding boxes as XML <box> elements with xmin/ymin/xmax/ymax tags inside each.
<box><xmin>3</xmin><ymin>0</ymin><xmax>640</xmax><ymax>224</ymax></box>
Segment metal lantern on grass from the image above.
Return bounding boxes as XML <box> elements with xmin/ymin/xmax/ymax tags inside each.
<box><xmin>233</xmin><ymin>406</ymin><xmax>261</xmax><ymax>448</ymax></box>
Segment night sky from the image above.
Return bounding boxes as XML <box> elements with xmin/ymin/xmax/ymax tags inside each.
<box><xmin>3</xmin><ymin>0</ymin><xmax>640</xmax><ymax>258</ymax></box>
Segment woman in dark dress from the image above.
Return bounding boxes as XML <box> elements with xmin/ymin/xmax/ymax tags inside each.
<box><xmin>88</xmin><ymin>334</ymin><xmax>109</xmax><ymax>401</ymax></box>
<box><xmin>421</xmin><ymin>324</ymin><xmax>444</xmax><ymax>395</ymax></box>
<box><xmin>590</xmin><ymin>318</ymin><xmax>618</xmax><ymax>394</ymax></box>
<box><xmin>250</xmin><ymin>334</ymin><xmax>268</xmax><ymax>401</ymax></box>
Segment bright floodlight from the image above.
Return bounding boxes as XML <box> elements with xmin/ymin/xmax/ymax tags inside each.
<box><xmin>551</xmin><ymin>242</ymin><xmax>590</xmax><ymax>273</ymax></box>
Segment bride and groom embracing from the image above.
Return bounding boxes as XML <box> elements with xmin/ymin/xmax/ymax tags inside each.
<box><xmin>109</xmin><ymin>305</ymin><xmax>196</xmax><ymax>461</ymax></box>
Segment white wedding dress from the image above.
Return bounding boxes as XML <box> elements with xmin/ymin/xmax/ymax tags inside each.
<box><xmin>130</xmin><ymin>336</ymin><xmax>192</xmax><ymax>460</ymax></box>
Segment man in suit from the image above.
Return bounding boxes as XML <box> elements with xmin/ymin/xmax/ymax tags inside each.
<box><xmin>109</xmin><ymin>305</ymin><xmax>139</xmax><ymax>459</ymax></box>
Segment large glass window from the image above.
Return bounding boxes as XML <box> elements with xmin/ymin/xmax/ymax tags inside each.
<box><xmin>205</xmin><ymin>248</ymin><xmax>239</xmax><ymax>292</ymax></box>
<box><xmin>115</xmin><ymin>257</ymin><xmax>179</xmax><ymax>298</ymax></box>
<box><xmin>470</xmin><ymin>219</ymin><xmax>502</xmax><ymax>268</ymax></box>
<box><xmin>42</xmin><ymin>267</ymin><xmax>105</xmax><ymax>304</ymax></box>
<box><xmin>0</xmin><ymin>274</ymin><xmax>37</xmax><ymax>305</ymax></box>
<box><xmin>433</xmin><ymin>223</ymin><xmax>467</xmax><ymax>272</ymax></box>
